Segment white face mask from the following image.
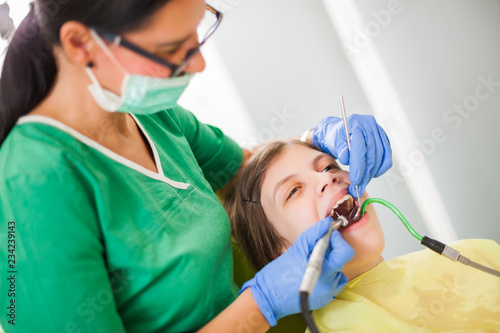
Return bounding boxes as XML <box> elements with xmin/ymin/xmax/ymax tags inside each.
<box><xmin>86</xmin><ymin>29</ymin><xmax>193</xmax><ymax>114</ymax></box>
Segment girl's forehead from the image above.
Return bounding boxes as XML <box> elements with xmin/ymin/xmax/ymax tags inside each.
<box><xmin>263</xmin><ymin>144</ymin><xmax>333</xmax><ymax>186</ymax></box>
<box><xmin>275</xmin><ymin>144</ymin><xmax>332</xmax><ymax>166</ymax></box>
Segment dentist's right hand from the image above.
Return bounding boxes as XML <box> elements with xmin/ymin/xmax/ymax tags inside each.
<box><xmin>240</xmin><ymin>216</ymin><xmax>355</xmax><ymax>326</ymax></box>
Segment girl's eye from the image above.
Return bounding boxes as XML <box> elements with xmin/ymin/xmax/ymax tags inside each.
<box><xmin>286</xmin><ymin>187</ymin><xmax>299</xmax><ymax>200</ymax></box>
<box><xmin>322</xmin><ymin>164</ymin><xmax>339</xmax><ymax>173</ymax></box>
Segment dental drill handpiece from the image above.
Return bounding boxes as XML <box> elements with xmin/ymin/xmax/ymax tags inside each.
<box><xmin>299</xmin><ymin>216</ymin><xmax>349</xmax><ymax>294</ymax></box>
<box><xmin>339</xmin><ymin>96</ymin><xmax>361</xmax><ymax>221</ymax></box>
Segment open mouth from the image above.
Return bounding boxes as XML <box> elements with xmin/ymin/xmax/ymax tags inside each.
<box><xmin>329</xmin><ymin>194</ymin><xmax>361</xmax><ymax>229</ymax></box>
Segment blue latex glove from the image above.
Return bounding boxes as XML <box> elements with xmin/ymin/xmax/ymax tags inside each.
<box><xmin>240</xmin><ymin>217</ymin><xmax>354</xmax><ymax>326</ymax></box>
<box><xmin>313</xmin><ymin>114</ymin><xmax>392</xmax><ymax>197</ymax></box>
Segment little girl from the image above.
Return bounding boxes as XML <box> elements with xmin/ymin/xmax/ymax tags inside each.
<box><xmin>225</xmin><ymin>139</ymin><xmax>500</xmax><ymax>332</ymax></box>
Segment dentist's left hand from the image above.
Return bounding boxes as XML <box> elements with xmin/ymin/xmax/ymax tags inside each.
<box><xmin>313</xmin><ymin>114</ymin><xmax>392</xmax><ymax>197</ymax></box>
<box><xmin>240</xmin><ymin>217</ymin><xmax>354</xmax><ymax>326</ymax></box>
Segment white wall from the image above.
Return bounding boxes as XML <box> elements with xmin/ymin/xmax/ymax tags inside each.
<box><xmin>188</xmin><ymin>0</ymin><xmax>500</xmax><ymax>259</ymax></box>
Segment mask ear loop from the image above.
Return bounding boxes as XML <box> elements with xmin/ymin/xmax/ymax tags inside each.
<box><xmin>85</xmin><ymin>65</ymin><xmax>102</xmax><ymax>87</ymax></box>
<box><xmin>88</xmin><ymin>28</ymin><xmax>133</xmax><ymax>100</ymax></box>
<box><xmin>88</xmin><ymin>28</ymin><xmax>128</xmax><ymax>75</ymax></box>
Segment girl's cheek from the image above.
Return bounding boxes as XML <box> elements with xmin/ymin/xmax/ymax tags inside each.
<box><xmin>342</xmin><ymin>171</ymin><xmax>351</xmax><ymax>183</ymax></box>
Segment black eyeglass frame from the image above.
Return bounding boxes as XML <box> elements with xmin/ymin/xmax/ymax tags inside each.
<box><xmin>97</xmin><ymin>4</ymin><xmax>222</xmax><ymax>77</ymax></box>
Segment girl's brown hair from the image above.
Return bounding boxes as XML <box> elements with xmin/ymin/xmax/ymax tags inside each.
<box><xmin>224</xmin><ymin>140</ymin><xmax>319</xmax><ymax>270</ymax></box>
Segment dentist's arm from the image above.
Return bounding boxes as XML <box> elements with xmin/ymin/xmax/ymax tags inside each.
<box><xmin>199</xmin><ymin>217</ymin><xmax>354</xmax><ymax>332</ymax></box>
<box><xmin>198</xmin><ymin>288</ymin><xmax>270</xmax><ymax>333</ymax></box>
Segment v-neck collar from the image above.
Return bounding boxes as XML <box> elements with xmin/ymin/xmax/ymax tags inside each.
<box><xmin>16</xmin><ymin>114</ymin><xmax>190</xmax><ymax>190</ymax></box>
<box><xmin>129</xmin><ymin>113</ymin><xmax>164</xmax><ymax>176</ymax></box>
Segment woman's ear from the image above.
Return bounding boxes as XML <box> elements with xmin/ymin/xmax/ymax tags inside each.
<box><xmin>59</xmin><ymin>21</ymin><xmax>96</xmax><ymax>66</ymax></box>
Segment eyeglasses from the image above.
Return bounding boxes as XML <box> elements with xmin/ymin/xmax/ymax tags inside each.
<box><xmin>97</xmin><ymin>4</ymin><xmax>222</xmax><ymax>77</ymax></box>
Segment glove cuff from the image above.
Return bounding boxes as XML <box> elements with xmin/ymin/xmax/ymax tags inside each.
<box><xmin>312</xmin><ymin>116</ymin><xmax>342</xmax><ymax>153</ymax></box>
<box><xmin>312</xmin><ymin>123</ymin><xmax>322</xmax><ymax>148</ymax></box>
<box><xmin>241</xmin><ymin>279</ymin><xmax>278</xmax><ymax>327</ymax></box>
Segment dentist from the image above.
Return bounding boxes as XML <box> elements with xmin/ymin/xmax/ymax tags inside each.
<box><xmin>0</xmin><ymin>0</ymin><xmax>392</xmax><ymax>331</ymax></box>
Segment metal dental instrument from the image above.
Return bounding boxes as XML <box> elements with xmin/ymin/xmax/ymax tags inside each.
<box><xmin>339</xmin><ymin>96</ymin><xmax>361</xmax><ymax>222</ymax></box>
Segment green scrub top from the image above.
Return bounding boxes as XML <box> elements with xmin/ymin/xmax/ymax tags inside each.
<box><xmin>0</xmin><ymin>106</ymin><xmax>244</xmax><ymax>332</ymax></box>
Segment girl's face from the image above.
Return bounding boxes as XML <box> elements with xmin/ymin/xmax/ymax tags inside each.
<box><xmin>260</xmin><ymin>144</ymin><xmax>385</xmax><ymax>279</ymax></box>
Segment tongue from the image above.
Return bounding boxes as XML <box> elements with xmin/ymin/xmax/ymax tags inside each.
<box><xmin>332</xmin><ymin>199</ymin><xmax>353</xmax><ymax>219</ymax></box>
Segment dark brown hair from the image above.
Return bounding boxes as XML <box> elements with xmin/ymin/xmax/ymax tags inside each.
<box><xmin>0</xmin><ymin>0</ymin><xmax>172</xmax><ymax>146</ymax></box>
<box><xmin>224</xmin><ymin>140</ymin><xmax>320</xmax><ymax>270</ymax></box>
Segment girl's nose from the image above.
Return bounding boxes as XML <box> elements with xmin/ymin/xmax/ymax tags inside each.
<box><xmin>315</xmin><ymin>172</ymin><xmax>342</xmax><ymax>196</ymax></box>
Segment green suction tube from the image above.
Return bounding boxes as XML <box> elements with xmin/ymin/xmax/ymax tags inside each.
<box><xmin>360</xmin><ymin>198</ymin><xmax>423</xmax><ymax>242</ymax></box>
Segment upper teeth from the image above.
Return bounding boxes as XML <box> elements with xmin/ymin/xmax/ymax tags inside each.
<box><xmin>330</xmin><ymin>194</ymin><xmax>353</xmax><ymax>217</ymax></box>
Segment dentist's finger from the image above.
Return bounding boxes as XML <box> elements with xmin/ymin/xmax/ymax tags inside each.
<box><xmin>325</xmin><ymin>230</ymin><xmax>355</xmax><ymax>268</ymax></box>
<box><xmin>374</xmin><ymin>127</ymin><xmax>393</xmax><ymax>177</ymax></box>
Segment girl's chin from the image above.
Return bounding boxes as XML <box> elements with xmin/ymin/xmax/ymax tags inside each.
<box><xmin>343</xmin><ymin>254</ymin><xmax>384</xmax><ymax>280</ymax></box>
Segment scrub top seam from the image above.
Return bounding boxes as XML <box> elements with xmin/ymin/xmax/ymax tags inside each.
<box><xmin>129</xmin><ymin>113</ymin><xmax>164</xmax><ymax>176</ymax></box>
<box><xmin>15</xmin><ymin>115</ymin><xmax>189</xmax><ymax>190</ymax></box>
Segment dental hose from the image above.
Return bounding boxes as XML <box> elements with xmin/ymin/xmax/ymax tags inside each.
<box><xmin>300</xmin><ymin>198</ymin><xmax>500</xmax><ymax>333</ymax></box>
<box><xmin>360</xmin><ymin>198</ymin><xmax>500</xmax><ymax>278</ymax></box>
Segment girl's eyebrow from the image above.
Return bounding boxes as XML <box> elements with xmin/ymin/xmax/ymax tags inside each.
<box><xmin>316</xmin><ymin>153</ymin><xmax>338</xmax><ymax>169</ymax></box>
<box><xmin>272</xmin><ymin>154</ymin><xmax>327</xmax><ymax>203</ymax></box>
<box><xmin>313</xmin><ymin>153</ymin><xmax>332</xmax><ymax>169</ymax></box>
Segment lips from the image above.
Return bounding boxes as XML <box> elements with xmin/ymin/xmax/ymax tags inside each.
<box><xmin>340</xmin><ymin>211</ymin><xmax>369</xmax><ymax>232</ymax></box>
